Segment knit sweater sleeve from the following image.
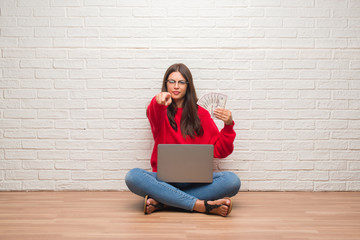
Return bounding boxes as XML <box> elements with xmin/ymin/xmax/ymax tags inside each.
<box><xmin>202</xmin><ymin>111</ymin><xmax>236</xmax><ymax>158</ymax></box>
<box><xmin>211</xmin><ymin>122</ymin><xmax>236</xmax><ymax>158</ymax></box>
<box><xmin>146</xmin><ymin>96</ymin><xmax>167</xmax><ymax>139</ymax></box>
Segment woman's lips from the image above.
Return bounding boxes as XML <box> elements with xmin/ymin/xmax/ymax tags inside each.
<box><xmin>172</xmin><ymin>91</ymin><xmax>180</xmax><ymax>95</ymax></box>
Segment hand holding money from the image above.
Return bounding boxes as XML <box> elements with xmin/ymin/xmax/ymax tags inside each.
<box><xmin>214</xmin><ymin>108</ymin><xmax>233</xmax><ymax>125</ymax></box>
<box><xmin>197</xmin><ymin>92</ymin><xmax>228</xmax><ymax>118</ymax></box>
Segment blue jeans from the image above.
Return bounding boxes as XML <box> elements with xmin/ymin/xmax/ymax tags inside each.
<box><xmin>125</xmin><ymin>168</ymin><xmax>241</xmax><ymax>211</ymax></box>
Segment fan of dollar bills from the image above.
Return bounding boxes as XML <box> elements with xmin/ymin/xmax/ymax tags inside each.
<box><xmin>197</xmin><ymin>92</ymin><xmax>228</xmax><ymax>118</ymax></box>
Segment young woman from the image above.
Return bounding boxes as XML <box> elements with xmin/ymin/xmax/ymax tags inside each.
<box><xmin>125</xmin><ymin>63</ymin><xmax>240</xmax><ymax>217</ymax></box>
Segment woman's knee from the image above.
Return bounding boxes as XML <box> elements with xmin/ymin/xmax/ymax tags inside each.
<box><xmin>223</xmin><ymin>171</ymin><xmax>241</xmax><ymax>195</ymax></box>
<box><xmin>125</xmin><ymin>168</ymin><xmax>143</xmax><ymax>188</ymax></box>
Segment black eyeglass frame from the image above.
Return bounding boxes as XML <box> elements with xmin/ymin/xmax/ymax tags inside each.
<box><xmin>166</xmin><ymin>80</ymin><xmax>189</xmax><ymax>85</ymax></box>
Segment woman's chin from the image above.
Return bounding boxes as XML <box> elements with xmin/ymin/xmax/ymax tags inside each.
<box><xmin>171</xmin><ymin>95</ymin><xmax>181</xmax><ymax>100</ymax></box>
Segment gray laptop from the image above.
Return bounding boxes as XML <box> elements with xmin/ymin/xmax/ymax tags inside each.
<box><xmin>157</xmin><ymin>144</ymin><xmax>214</xmax><ymax>183</ymax></box>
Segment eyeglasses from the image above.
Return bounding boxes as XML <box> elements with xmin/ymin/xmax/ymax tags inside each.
<box><xmin>166</xmin><ymin>79</ymin><xmax>188</xmax><ymax>86</ymax></box>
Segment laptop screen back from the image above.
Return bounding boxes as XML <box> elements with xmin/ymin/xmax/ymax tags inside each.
<box><xmin>157</xmin><ymin>144</ymin><xmax>213</xmax><ymax>183</ymax></box>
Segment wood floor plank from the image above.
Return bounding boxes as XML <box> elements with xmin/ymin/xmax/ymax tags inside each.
<box><xmin>0</xmin><ymin>192</ymin><xmax>359</xmax><ymax>240</ymax></box>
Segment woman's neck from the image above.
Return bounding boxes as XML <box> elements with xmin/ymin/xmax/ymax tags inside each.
<box><xmin>174</xmin><ymin>99</ymin><xmax>184</xmax><ymax>108</ymax></box>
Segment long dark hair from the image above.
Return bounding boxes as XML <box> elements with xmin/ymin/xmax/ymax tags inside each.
<box><xmin>162</xmin><ymin>63</ymin><xmax>203</xmax><ymax>139</ymax></box>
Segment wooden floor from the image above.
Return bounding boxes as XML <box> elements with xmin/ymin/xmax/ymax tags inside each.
<box><xmin>0</xmin><ymin>192</ymin><xmax>359</xmax><ymax>240</ymax></box>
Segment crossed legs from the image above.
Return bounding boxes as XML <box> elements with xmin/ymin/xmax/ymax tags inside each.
<box><xmin>125</xmin><ymin>168</ymin><xmax>241</xmax><ymax>216</ymax></box>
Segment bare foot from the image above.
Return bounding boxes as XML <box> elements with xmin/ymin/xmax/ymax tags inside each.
<box><xmin>146</xmin><ymin>198</ymin><xmax>165</xmax><ymax>214</ymax></box>
<box><xmin>193</xmin><ymin>198</ymin><xmax>231</xmax><ymax>217</ymax></box>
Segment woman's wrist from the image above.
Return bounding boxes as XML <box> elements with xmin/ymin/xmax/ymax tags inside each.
<box><xmin>224</xmin><ymin>120</ymin><xmax>234</xmax><ymax>126</ymax></box>
<box><xmin>225</xmin><ymin>119</ymin><xmax>233</xmax><ymax>126</ymax></box>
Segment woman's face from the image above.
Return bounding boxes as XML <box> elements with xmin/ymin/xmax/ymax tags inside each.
<box><xmin>166</xmin><ymin>71</ymin><xmax>188</xmax><ymax>104</ymax></box>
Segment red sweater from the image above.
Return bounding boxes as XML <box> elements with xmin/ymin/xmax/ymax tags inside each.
<box><xmin>147</xmin><ymin>96</ymin><xmax>236</xmax><ymax>172</ymax></box>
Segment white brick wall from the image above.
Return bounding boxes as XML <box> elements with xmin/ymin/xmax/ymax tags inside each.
<box><xmin>1</xmin><ymin>0</ymin><xmax>360</xmax><ymax>191</ymax></box>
